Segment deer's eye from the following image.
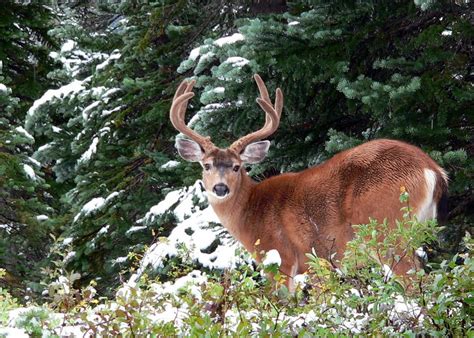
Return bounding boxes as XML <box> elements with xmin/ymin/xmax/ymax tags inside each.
<box><xmin>204</xmin><ymin>163</ymin><xmax>211</xmax><ymax>171</ymax></box>
<box><xmin>233</xmin><ymin>165</ymin><xmax>240</xmax><ymax>172</ymax></box>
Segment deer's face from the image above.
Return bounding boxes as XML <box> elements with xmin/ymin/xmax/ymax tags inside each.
<box><xmin>201</xmin><ymin>149</ymin><xmax>243</xmax><ymax>202</ymax></box>
<box><xmin>175</xmin><ymin>139</ymin><xmax>270</xmax><ymax>203</ymax></box>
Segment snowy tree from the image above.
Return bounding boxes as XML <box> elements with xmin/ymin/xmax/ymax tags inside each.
<box><xmin>25</xmin><ymin>1</ymin><xmax>255</xmax><ymax>291</ymax></box>
<box><xmin>0</xmin><ymin>3</ymin><xmax>58</xmax><ymax>293</ymax></box>
<box><xmin>176</xmin><ymin>0</ymin><xmax>473</xmax><ymax>248</ymax></box>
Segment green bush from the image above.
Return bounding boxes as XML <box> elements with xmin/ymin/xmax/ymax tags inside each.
<box><xmin>3</xmin><ymin>211</ymin><xmax>471</xmax><ymax>336</ymax></box>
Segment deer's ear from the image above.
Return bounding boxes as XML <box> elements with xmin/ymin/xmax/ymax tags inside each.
<box><xmin>175</xmin><ymin>138</ymin><xmax>204</xmax><ymax>162</ymax></box>
<box><xmin>240</xmin><ymin>140</ymin><xmax>270</xmax><ymax>164</ymax></box>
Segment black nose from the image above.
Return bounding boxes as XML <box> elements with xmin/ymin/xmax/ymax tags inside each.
<box><xmin>213</xmin><ymin>183</ymin><xmax>229</xmax><ymax>197</ymax></box>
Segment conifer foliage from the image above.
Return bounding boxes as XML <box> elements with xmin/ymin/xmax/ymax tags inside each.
<box><xmin>0</xmin><ymin>2</ymin><xmax>472</xmax><ymax>333</ymax></box>
<box><xmin>0</xmin><ymin>3</ymin><xmax>58</xmax><ymax>291</ymax></box>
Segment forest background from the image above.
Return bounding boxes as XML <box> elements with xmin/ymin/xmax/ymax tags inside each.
<box><xmin>0</xmin><ymin>0</ymin><xmax>472</xmax><ymax>336</ymax></box>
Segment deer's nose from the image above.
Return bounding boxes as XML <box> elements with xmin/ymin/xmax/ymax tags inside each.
<box><xmin>213</xmin><ymin>183</ymin><xmax>229</xmax><ymax>197</ymax></box>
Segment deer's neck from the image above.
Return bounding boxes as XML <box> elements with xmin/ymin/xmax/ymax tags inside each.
<box><xmin>209</xmin><ymin>173</ymin><xmax>255</xmax><ymax>245</ymax></box>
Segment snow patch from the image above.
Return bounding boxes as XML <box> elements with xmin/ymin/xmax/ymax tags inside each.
<box><xmin>213</xmin><ymin>87</ymin><xmax>225</xmax><ymax>93</ymax></box>
<box><xmin>22</xmin><ymin>164</ymin><xmax>36</xmax><ymax>181</ymax></box>
<box><xmin>214</xmin><ymin>33</ymin><xmax>245</xmax><ymax>47</ymax></box>
<box><xmin>15</xmin><ymin>126</ymin><xmax>34</xmax><ymax>141</ymax></box>
<box><xmin>82</xmin><ymin>101</ymin><xmax>100</xmax><ymax>121</ymax></box>
<box><xmin>73</xmin><ymin>197</ymin><xmax>105</xmax><ymax>222</ymax></box>
<box><xmin>161</xmin><ymin>160</ymin><xmax>180</xmax><ymax>169</ymax></box>
<box><xmin>263</xmin><ymin>249</ymin><xmax>282</xmax><ymax>267</ymax></box>
<box><xmin>36</xmin><ymin>215</ymin><xmax>49</xmax><ymax>221</ymax></box>
<box><xmin>73</xmin><ymin>191</ymin><xmax>121</xmax><ymax>223</ymax></box>
<box><xmin>416</xmin><ymin>247</ymin><xmax>428</xmax><ymax>261</ymax></box>
<box><xmin>102</xmin><ymin>105</ymin><xmax>122</xmax><ymax>116</ymax></box>
<box><xmin>98</xmin><ymin>225</ymin><xmax>110</xmax><ymax>235</ymax></box>
<box><xmin>78</xmin><ymin>137</ymin><xmax>99</xmax><ymax>165</ymax></box>
<box><xmin>27</xmin><ymin>79</ymin><xmax>87</xmax><ymax>121</ymax></box>
<box><xmin>61</xmin><ymin>39</ymin><xmax>76</xmax><ymax>53</ymax></box>
<box><xmin>63</xmin><ymin>237</ymin><xmax>74</xmax><ymax>245</ymax></box>
<box><xmin>0</xmin><ymin>327</ymin><xmax>28</xmax><ymax>338</ymax></box>
<box><xmin>96</xmin><ymin>50</ymin><xmax>121</xmax><ymax>71</ymax></box>
<box><xmin>189</xmin><ymin>47</ymin><xmax>201</xmax><ymax>60</ymax></box>
<box><xmin>126</xmin><ymin>225</ymin><xmax>147</xmax><ymax>235</ymax></box>
<box><xmin>0</xmin><ymin>83</ymin><xmax>9</xmax><ymax>93</ymax></box>
<box><xmin>224</xmin><ymin>56</ymin><xmax>250</xmax><ymax>67</ymax></box>
<box><xmin>131</xmin><ymin>181</ymin><xmax>244</xmax><ymax>283</ymax></box>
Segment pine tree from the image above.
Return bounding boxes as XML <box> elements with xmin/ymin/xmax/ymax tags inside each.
<box><xmin>25</xmin><ymin>1</ymin><xmax>253</xmax><ymax>293</ymax></box>
<box><xmin>177</xmin><ymin>0</ymin><xmax>473</xmax><ymax>250</ymax></box>
<box><xmin>0</xmin><ymin>3</ymin><xmax>58</xmax><ymax>293</ymax></box>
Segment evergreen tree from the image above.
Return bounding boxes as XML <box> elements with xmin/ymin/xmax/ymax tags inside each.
<box><xmin>25</xmin><ymin>1</ymin><xmax>252</xmax><ymax>293</ymax></box>
<box><xmin>178</xmin><ymin>0</ymin><xmax>473</xmax><ymax>251</ymax></box>
<box><xmin>0</xmin><ymin>3</ymin><xmax>58</xmax><ymax>293</ymax></box>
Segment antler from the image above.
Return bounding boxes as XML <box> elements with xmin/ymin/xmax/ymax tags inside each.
<box><xmin>229</xmin><ymin>74</ymin><xmax>283</xmax><ymax>154</ymax></box>
<box><xmin>170</xmin><ymin>79</ymin><xmax>216</xmax><ymax>153</ymax></box>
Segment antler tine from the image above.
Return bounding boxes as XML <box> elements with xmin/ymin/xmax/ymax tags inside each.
<box><xmin>229</xmin><ymin>74</ymin><xmax>283</xmax><ymax>154</ymax></box>
<box><xmin>170</xmin><ymin>79</ymin><xmax>215</xmax><ymax>152</ymax></box>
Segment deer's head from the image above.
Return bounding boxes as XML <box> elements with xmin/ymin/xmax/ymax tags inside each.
<box><xmin>170</xmin><ymin>74</ymin><xmax>283</xmax><ymax>203</ymax></box>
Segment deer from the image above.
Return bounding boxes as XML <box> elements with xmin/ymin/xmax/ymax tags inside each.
<box><xmin>169</xmin><ymin>74</ymin><xmax>448</xmax><ymax>291</ymax></box>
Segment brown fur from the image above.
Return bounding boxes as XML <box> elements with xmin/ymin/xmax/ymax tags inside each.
<box><xmin>203</xmin><ymin>139</ymin><xmax>447</xmax><ymax>286</ymax></box>
<box><xmin>170</xmin><ymin>76</ymin><xmax>448</xmax><ymax>290</ymax></box>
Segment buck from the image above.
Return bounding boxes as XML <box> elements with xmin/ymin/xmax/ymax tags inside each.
<box><xmin>170</xmin><ymin>74</ymin><xmax>448</xmax><ymax>291</ymax></box>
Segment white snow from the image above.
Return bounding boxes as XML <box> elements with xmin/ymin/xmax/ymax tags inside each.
<box><xmin>52</xmin><ymin>126</ymin><xmax>62</xmax><ymax>133</ymax></box>
<box><xmin>82</xmin><ymin>101</ymin><xmax>100</xmax><ymax>121</ymax></box>
<box><xmin>27</xmin><ymin>156</ymin><xmax>41</xmax><ymax>167</ymax></box>
<box><xmin>61</xmin><ymin>39</ymin><xmax>76</xmax><ymax>53</ymax></box>
<box><xmin>137</xmin><ymin>189</ymin><xmax>184</xmax><ymax>224</ymax></box>
<box><xmin>27</xmin><ymin>79</ymin><xmax>87</xmax><ymax>119</ymax></box>
<box><xmin>214</xmin><ymin>33</ymin><xmax>245</xmax><ymax>47</ymax></box>
<box><xmin>78</xmin><ymin>137</ymin><xmax>99</xmax><ymax>164</ymax></box>
<box><xmin>64</xmin><ymin>251</ymin><xmax>76</xmax><ymax>262</ymax></box>
<box><xmin>96</xmin><ymin>50</ymin><xmax>121</xmax><ymax>71</ymax></box>
<box><xmin>441</xmin><ymin>30</ymin><xmax>452</xmax><ymax>36</ymax></box>
<box><xmin>73</xmin><ymin>191</ymin><xmax>121</xmax><ymax>223</ymax></box>
<box><xmin>293</xmin><ymin>274</ymin><xmax>308</xmax><ymax>288</ymax></box>
<box><xmin>15</xmin><ymin>126</ymin><xmax>34</xmax><ymax>141</ymax></box>
<box><xmin>114</xmin><ymin>256</ymin><xmax>128</xmax><ymax>264</ymax></box>
<box><xmin>189</xmin><ymin>47</ymin><xmax>201</xmax><ymax>60</ymax></box>
<box><xmin>36</xmin><ymin>215</ymin><xmax>49</xmax><ymax>221</ymax></box>
<box><xmin>383</xmin><ymin>264</ymin><xmax>393</xmax><ymax>282</ymax></box>
<box><xmin>63</xmin><ymin>237</ymin><xmax>74</xmax><ymax>245</ymax></box>
<box><xmin>224</xmin><ymin>56</ymin><xmax>250</xmax><ymax>67</ymax></box>
<box><xmin>102</xmin><ymin>87</ymin><xmax>120</xmax><ymax>98</ymax></box>
<box><xmin>161</xmin><ymin>160</ymin><xmax>180</xmax><ymax>169</ymax></box>
<box><xmin>262</xmin><ymin>249</ymin><xmax>282</xmax><ymax>267</ymax></box>
<box><xmin>37</xmin><ymin>143</ymin><xmax>52</xmax><ymax>152</ymax></box>
<box><xmin>0</xmin><ymin>224</ymin><xmax>13</xmax><ymax>233</ymax></box>
<box><xmin>22</xmin><ymin>164</ymin><xmax>36</xmax><ymax>181</ymax></box>
<box><xmin>0</xmin><ymin>327</ymin><xmax>28</xmax><ymax>338</ymax></box>
<box><xmin>415</xmin><ymin>247</ymin><xmax>428</xmax><ymax>261</ymax></box>
<box><xmin>74</xmin><ymin>197</ymin><xmax>105</xmax><ymax>222</ymax></box>
<box><xmin>101</xmin><ymin>105</ymin><xmax>122</xmax><ymax>116</ymax></box>
<box><xmin>98</xmin><ymin>225</ymin><xmax>110</xmax><ymax>235</ymax></box>
<box><xmin>105</xmin><ymin>191</ymin><xmax>121</xmax><ymax>203</ymax></box>
<box><xmin>82</xmin><ymin>197</ymin><xmax>105</xmax><ymax>214</ymax></box>
<box><xmin>390</xmin><ymin>295</ymin><xmax>423</xmax><ymax>326</ymax></box>
<box><xmin>0</xmin><ymin>83</ymin><xmax>8</xmax><ymax>93</ymax></box>
<box><xmin>131</xmin><ymin>181</ymin><xmax>244</xmax><ymax>283</ymax></box>
<box><xmin>126</xmin><ymin>225</ymin><xmax>147</xmax><ymax>235</ymax></box>
<box><xmin>288</xmin><ymin>21</ymin><xmax>300</xmax><ymax>26</ymax></box>
<box><xmin>213</xmin><ymin>87</ymin><xmax>225</xmax><ymax>93</ymax></box>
